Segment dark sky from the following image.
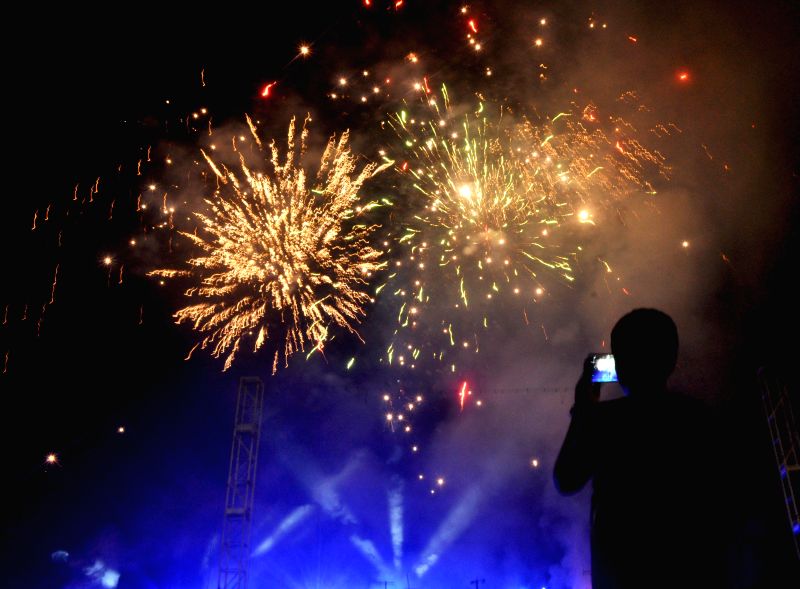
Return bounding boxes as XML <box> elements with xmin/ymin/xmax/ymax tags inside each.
<box><xmin>2</xmin><ymin>1</ymin><xmax>799</xmax><ymax>587</ymax></box>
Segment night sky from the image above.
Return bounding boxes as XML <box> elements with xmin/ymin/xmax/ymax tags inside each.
<box><xmin>2</xmin><ymin>1</ymin><xmax>799</xmax><ymax>588</ymax></box>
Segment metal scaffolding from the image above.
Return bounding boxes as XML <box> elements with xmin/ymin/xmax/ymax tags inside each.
<box><xmin>218</xmin><ymin>377</ymin><xmax>265</xmax><ymax>589</ymax></box>
<box><xmin>759</xmin><ymin>367</ymin><xmax>800</xmax><ymax>559</ymax></box>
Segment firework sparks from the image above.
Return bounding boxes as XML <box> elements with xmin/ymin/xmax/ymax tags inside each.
<box><xmin>151</xmin><ymin>115</ymin><xmax>390</xmax><ymax>372</ymax></box>
<box><xmin>458</xmin><ymin>380</ymin><xmax>469</xmax><ymax>411</ymax></box>
<box><xmin>261</xmin><ymin>82</ymin><xmax>277</xmax><ymax>98</ymax></box>
<box><xmin>49</xmin><ymin>264</ymin><xmax>59</xmax><ymax>305</ymax></box>
<box><xmin>382</xmin><ymin>86</ymin><xmax>669</xmax><ymax>369</ymax></box>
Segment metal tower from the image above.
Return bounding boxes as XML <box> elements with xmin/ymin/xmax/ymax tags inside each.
<box><xmin>759</xmin><ymin>367</ymin><xmax>800</xmax><ymax>559</ymax></box>
<box><xmin>218</xmin><ymin>377</ymin><xmax>265</xmax><ymax>589</ymax></box>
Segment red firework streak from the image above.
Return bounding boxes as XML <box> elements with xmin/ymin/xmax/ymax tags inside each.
<box><xmin>468</xmin><ymin>19</ymin><xmax>478</xmax><ymax>33</ymax></box>
<box><xmin>261</xmin><ymin>81</ymin><xmax>277</xmax><ymax>98</ymax></box>
<box><xmin>459</xmin><ymin>381</ymin><xmax>471</xmax><ymax>411</ymax></box>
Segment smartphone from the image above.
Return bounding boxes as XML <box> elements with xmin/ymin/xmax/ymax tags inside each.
<box><xmin>591</xmin><ymin>353</ymin><xmax>618</xmax><ymax>383</ymax></box>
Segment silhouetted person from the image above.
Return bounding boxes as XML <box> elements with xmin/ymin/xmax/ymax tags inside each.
<box><xmin>554</xmin><ymin>308</ymin><xmax>723</xmax><ymax>588</ymax></box>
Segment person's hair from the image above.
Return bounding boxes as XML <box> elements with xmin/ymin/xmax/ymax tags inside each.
<box><xmin>610</xmin><ymin>308</ymin><xmax>678</xmax><ymax>389</ymax></box>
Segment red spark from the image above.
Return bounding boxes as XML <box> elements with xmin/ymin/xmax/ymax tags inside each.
<box><xmin>364</xmin><ymin>0</ymin><xmax>371</xmax><ymax>5</ymax></box>
<box><xmin>468</xmin><ymin>19</ymin><xmax>478</xmax><ymax>33</ymax></box>
<box><xmin>401</xmin><ymin>161</ymin><xmax>409</xmax><ymax>171</ymax></box>
<box><xmin>614</xmin><ymin>141</ymin><xmax>625</xmax><ymax>154</ymax></box>
<box><xmin>628</xmin><ymin>36</ymin><xmax>638</xmax><ymax>43</ymax></box>
<box><xmin>459</xmin><ymin>381</ymin><xmax>469</xmax><ymax>411</ymax></box>
<box><xmin>622</xmin><ymin>287</ymin><xmax>631</xmax><ymax>296</ymax></box>
<box><xmin>50</xmin><ymin>264</ymin><xmax>59</xmax><ymax>305</ymax></box>
<box><xmin>677</xmin><ymin>70</ymin><xmax>690</xmax><ymax>83</ymax></box>
<box><xmin>261</xmin><ymin>81</ymin><xmax>277</xmax><ymax>98</ymax></box>
<box><xmin>395</xmin><ymin>0</ymin><xmax>404</xmax><ymax>9</ymax></box>
<box><xmin>423</xmin><ymin>76</ymin><xmax>431</xmax><ymax>94</ymax></box>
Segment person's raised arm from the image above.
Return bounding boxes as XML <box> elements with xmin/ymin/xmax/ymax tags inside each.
<box><xmin>553</xmin><ymin>356</ymin><xmax>601</xmax><ymax>495</ymax></box>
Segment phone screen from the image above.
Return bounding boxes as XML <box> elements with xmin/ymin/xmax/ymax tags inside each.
<box><xmin>591</xmin><ymin>353</ymin><xmax>618</xmax><ymax>383</ymax></box>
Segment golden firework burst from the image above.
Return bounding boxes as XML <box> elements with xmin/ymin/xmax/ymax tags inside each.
<box><xmin>151</xmin><ymin>115</ymin><xmax>390</xmax><ymax>372</ymax></box>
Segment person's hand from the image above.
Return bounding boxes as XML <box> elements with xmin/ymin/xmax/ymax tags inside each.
<box><xmin>574</xmin><ymin>355</ymin><xmax>602</xmax><ymax>407</ymax></box>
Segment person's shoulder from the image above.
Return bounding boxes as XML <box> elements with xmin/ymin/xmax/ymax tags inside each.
<box><xmin>665</xmin><ymin>391</ymin><xmax>714</xmax><ymax>425</ymax></box>
<box><xmin>667</xmin><ymin>391</ymin><xmax>710</xmax><ymax>411</ymax></box>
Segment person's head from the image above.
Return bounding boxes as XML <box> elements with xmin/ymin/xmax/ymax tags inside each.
<box><xmin>610</xmin><ymin>308</ymin><xmax>678</xmax><ymax>395</ymax></box>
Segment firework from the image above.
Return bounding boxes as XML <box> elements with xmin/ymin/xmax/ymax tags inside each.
<box><xmin>381</xmin><ymin>85</ymin><xmax>669</xmax><ymax>370</ymax></box>
<box><xmin>151</xmin><ymin>115</ymin><xmax>390</xmax><ymax>372</ymax></box>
